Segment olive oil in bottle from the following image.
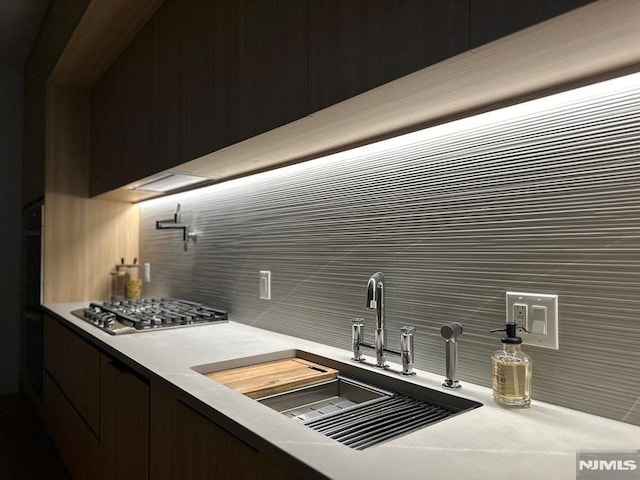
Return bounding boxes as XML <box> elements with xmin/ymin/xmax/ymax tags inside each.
<box><xmin>490</xmin><ymin>323</ymin><xmax>532</xmax><ymax>408</ymax></box>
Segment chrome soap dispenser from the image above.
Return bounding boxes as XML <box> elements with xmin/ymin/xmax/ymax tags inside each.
<box><xmin>490</xmin><ymin>322</ymin><xmax>532</xmax><ymax>408</ymax></box>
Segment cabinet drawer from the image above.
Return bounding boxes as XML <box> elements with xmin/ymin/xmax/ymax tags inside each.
<box><xmin>43</xmin><ymin>314</ymin><xmax>100</xmax><ymax>434</ymax></box>
<box><xmin>150</xmin><ymin>380</ymin><xmax>307</xmax><ymax>480</ymax></box>
<box><xmin>100</xmin><ymin>354</ymin><xmax>149</xmax><ymax>480</ymax></box>
<box><xmin>44</xmin><ymin>373</ymin><xmax>100</xmax><ymax>480</ymax></box>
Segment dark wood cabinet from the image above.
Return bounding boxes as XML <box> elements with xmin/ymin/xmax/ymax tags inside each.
<box><xmin>308</xmin><ymin>1</ymin><xmax>369</xmax><ymax>112</ymax></box>
<box><xmin>90</xmin><ymin>0</ymin><xmax>308</xmax><ymax>196</ymax></box>
<box><xmin>469</xmin><ymin>0</ymin><xmax>595</xmax><ymax>48</ymax></box>
<box><xmin>44</xmin><ymin>374</ymin><xmax>101</xmax><ymax>480</ymax></box>
<box><xmin>309</xmin><ymin>0</ymin><xmax>469</xmax><ymax>112</ymax></box>
<box><xmin>90</xmin><ymin>12</ymin><xmax>155</xmax><ymax>196</ymax></box>
<box><xmin>149</xmin><ymin>380</ymin><xmax>305</xmax><ymax>480</ymax></box>
<box><xmin>366</xmin><ymin>1</ymin><xmax>469</xmax><ymax>90</ymax></box>
<box><xmin>43</xmin><ymin>316</ymin><xmax>150</xmax><ymax>480</ymax></box>
<box><xmin>237</xmin><ymin>0</ymin><xmax>309</xmax><ymax>141</ymax></box>
<box><xmin>42</xmin><ymin>314</ymin><xmax>304</xmax><ymax>480</ymax></box>
<box><xmin>91</xmin><ymin>0</ymin><xmax>470</xmax><ymax>196</ymax></box>
<box><xmin>100</xmin><ymin>354</ymin><xmax>150</xmax><ymax>480</ymax></box>
<box><xmin>180</xmin><ymin>0</ymin><xmax>239</xmax><ymax>163</ymax></box>
<box><xmin>43</xmin><ymin>314</ymin><xmax>101</xmax><ymax>435</ymax></box>
<box><xmin>150</xmin><ymin>381</ymin><xmax>258</xmax><ymax>480</ymax></box>
<box><xmin>88</xmin><ymin>0</ymin><xmax>595</xmax><ymax>197</ymax></box>
<box><xmin>90</xmin><ymin>58</ymin><xmax>125</xmax><ymax>193</ymax></box>
<box><xmin>43</xmin><ymin>315</ymin><xmax>101</xmax><ymax>479</ymax></box>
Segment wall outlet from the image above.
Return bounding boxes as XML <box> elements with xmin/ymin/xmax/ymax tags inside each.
<box><xmin>144</xmin><ymin>263</ymin><xmax>151</xmax><ymax>282</ymax></box>
<box><xmin>506</xmin><ymin>291</ymin><xmax>559</xmax><ymax>349</ymax></box>
<box><xmin>260</xmin><ymin>271</ymin><xmax>271</xmax><ymax>300</ymax></box>
<box><xmin>513</xmin><ymin>304</ymin><xmax>527</xmax><ymax>328</ymax></box>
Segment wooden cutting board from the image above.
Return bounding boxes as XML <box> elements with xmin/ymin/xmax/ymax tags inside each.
<box><xmin>205</xmin><ymin>358</ymin><xmax>339</xmax><ymax>399</ymax></box>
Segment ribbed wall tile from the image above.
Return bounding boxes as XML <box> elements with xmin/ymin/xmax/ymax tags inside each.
<box><xmin>140</xmin><ymin>75</ymin><xmax>640</xmax><ymax>425</ymax></box>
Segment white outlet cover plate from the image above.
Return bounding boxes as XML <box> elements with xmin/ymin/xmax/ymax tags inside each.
<box><xmin>260</xmin><ymin>271</ymin><xmax>271</xmax><ymax>300</ymax></box>
<box><xmin>506</xmin><ymin>291</ymin><xmax>559</xmax><ymax>349</ymax></box>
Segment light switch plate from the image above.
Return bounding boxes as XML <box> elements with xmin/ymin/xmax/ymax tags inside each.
<box><xmin>506</xmin><ymin>291</ymin><xmax>559</xmax><ymax>349</ymax></box>
<box><xmin>260</xmin><ymin>271</ymin><xmax>271</xmax><ymax>300</ymax></box>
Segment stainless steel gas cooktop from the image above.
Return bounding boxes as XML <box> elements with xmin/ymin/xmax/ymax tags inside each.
<box><xmin>72</xmin><ymin>298</ymin><xmax>228</xmax><ymax>335</ymax></box>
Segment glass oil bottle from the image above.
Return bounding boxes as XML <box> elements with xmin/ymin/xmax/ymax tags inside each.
<box><xmin>490</xmin><ymin>323</ymin><xmax>532</xmax><ymax>408</ymax></box>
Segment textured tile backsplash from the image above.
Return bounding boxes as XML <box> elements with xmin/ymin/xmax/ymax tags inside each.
<box><xmin>140</xmin><ymin>74</ymin><xmax>640</xmax><ymax>425</ymax></box>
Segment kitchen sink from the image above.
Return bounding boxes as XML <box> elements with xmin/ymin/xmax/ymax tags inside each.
<box><xmin>257</xmin><ymin>376</ymin><xmax>393</xmax><ymax>422</ymax></box>
<box><xmin>192</xmin><ymin>349</ymin><xmax>482</xmax><ymax>449</ymax></box>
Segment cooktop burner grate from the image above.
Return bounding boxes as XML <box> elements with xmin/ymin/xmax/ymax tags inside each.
<box><xmin>72</xmin><ymin>298</ymin><xmax>228</xmax><ymax>335</ymax></box>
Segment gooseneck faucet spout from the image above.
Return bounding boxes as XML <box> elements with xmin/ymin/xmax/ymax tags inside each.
<box><xmin>366</xmin><ymin>272</ymin><xmax>385</xmax><ymax>329</ymax></box>
<box><xmin>352</xmin><ymin>272</ymin><xmax>416</xmax><ymax>374</ymax></box>
<box><xmin>155</xmin><ymin>203</ymin><xmax>198</xmax><ymax>251</ymax></box>
<box><xmin>366</xmin><ymin>272</ymin><xmax>387</xmax><ymax>367</ymax></box>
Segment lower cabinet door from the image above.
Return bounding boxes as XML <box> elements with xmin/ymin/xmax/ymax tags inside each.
<box><xmin>150</xmin><ymin>380</ymin><xmax>308</xmax><ymax>480</ymax></box>
<box><xmin>44</xmin><ymin>372</ymin><xmax>100</xmax><ymax>480</ymax></box>
<box><xmin>43</xmin><ymin>314</ymin><xmax>100</xmax><ymax>434</ymax></box>
<box><xmin>100</xmin><ymin>354</ymin><xmax>150</xmax><ymax>480</ymax></box>
<box><xmin>150</xmin><ymin>380</ymin><xmax>260</xmax><ymax>480</ymax></box>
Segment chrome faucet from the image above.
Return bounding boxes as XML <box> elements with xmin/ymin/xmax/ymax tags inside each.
<box><xmin>352</xmin><ymin>272</ymin><xmax>416</xmax><ymax>374</ymax></box>
<box><xmin>366</xmin><ymin>272</ymin><xmax>387</xmax><ymax>367</ymax></box>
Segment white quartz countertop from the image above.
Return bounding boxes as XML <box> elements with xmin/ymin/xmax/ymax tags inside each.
<box><xmin>45</xmin><ymin>303</ymin><xmax>640</xmax><ymax>480</ymax></box>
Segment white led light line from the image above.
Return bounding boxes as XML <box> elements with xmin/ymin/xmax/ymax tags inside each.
<box><xmin>141</xmin><ymin>71</ymin><xmax>640</xmax><ymax>207</ymax></box>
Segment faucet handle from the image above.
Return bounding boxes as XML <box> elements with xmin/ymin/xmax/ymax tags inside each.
<box><xmin>399</xmin><ymin>325</ymin><xmax>416</xmax><ymax>376</ymax></box>
<box><xmin>351</xmin><ymin>318</ymin><xmax>365</xmax><ymax>362</ymax></box>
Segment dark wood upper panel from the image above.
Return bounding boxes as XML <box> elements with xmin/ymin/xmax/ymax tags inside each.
<box><xmin>469</xmin><ymin>0</ymin><xmax>596</xmax><ymax>48</ymax></box>
<box><xmin>309</xmin><ymin>0</ymin><xmax>469</xmax><ymax>113</ymax></box>
<box><xmin>366</xmin><ymin>0</ymin><xmax>469</xmax><ymax>92</ymax></box>
<box><xmin>236</xmin><ymin>0</ymin><xmax>309</xmax><ymax>142</ymax></box>
<box><xmin>90</xmin><ymin>0</ymin><xmax>308</xmax><ymax>196</ymax></box>
<box><xmin>308</xmin><ymin>1</ymin><xmax>369</xmax><ymax>112</ymax></box>
<box><xmin>88</xmin><ymin>0</ymin><xmax>601</xmax><ymax>197</ymax></box>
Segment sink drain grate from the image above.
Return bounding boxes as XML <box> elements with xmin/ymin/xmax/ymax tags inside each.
<box><xmin>303</xmin><ymin>394</ymin><xmax>457</xmax><ymax>450</ymax></box>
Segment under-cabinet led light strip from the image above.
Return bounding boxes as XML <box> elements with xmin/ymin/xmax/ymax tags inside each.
<box><xmin>140</xmin><ymin>71</ymin><xmax>640</xmax><ymax>206</ymax></box>
<box><xmin>133</xmin><ymin>173</ymin><xmax>213</xmax><ymax>193</ymax></box>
